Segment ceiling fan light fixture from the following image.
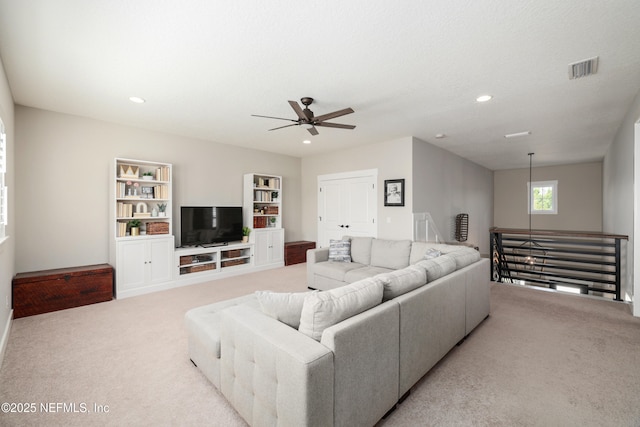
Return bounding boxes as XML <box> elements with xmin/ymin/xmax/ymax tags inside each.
<box><xmin>302</xmin><ymin>123</ymin><xmax>314</xmax><ymax>129</ymax></box>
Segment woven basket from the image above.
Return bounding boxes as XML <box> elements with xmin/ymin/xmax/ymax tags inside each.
<box><xmin>190</xmin><ymin>263</ymin><xmax>215</xmax><ymax>273</ymax></box>
<box><xmin>223</xmin><ymin>249</ymin><xmax>242</xmax><ymax>258</ymax></box>
<box><xmin>147</xmin><ymin>222</ymin><xmax>169</xmax><ymax>235</ymax></box>
<box><xmin>221</xmin><ymin>259</ymin><xmax>246</xmax><ymax>268</ymax></box>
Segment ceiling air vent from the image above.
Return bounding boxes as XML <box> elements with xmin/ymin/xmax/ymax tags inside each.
<box><xmin>568</xmin><ymin>56</ymin><xmax>598</xmax><ymax>80</ymax></box>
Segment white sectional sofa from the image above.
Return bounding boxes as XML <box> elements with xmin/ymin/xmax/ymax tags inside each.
<box><xmin>185</xmin><ymin>237</ymin><xmax>490</xmax><ymax>427</ymax></box>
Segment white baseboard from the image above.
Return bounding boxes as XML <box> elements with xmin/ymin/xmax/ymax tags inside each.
<box><xmin>0</xmin><ymin>309</ymin><xmax>13</xmax><ymax>369</ymax></box>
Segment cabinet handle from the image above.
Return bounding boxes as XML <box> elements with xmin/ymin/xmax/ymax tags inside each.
<box><xmin>345</xmin><ymin>225</ymin><xmax>350</xmax><ymax>228</ymax></box>
<box><xmin>339</xmin><ymin>224</ymin><xmax>344</xmax><ymax>228</ymax></box>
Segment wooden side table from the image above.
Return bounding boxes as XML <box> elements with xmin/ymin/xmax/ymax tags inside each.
<box><xmin>284</xmin><ymin>241</ymin><xmax>316</xmax><ymax>266</ymax></box>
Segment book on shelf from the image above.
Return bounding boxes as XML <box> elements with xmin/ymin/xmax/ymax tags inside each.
<box><xmin>155</xmin><ymin>166</ymin><xmax>170</xmax><ymax>182</ymax></box>
<box><xmin>117</xmin><ymin>202</ymin><xmax>133</xmax><ymax>217</ymax></box>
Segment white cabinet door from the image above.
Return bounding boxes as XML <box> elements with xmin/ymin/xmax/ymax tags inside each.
<box><xmin>254</xmin><ymin>229</ymin><xmax>284</xmax><ymax>267</ymax></box>
<box><xmin>148</xmin><ymin>237</ymin><xmax>174</xmax><ymax>284</ymax></box>
<box><xmin>117</xmin><ymin>240</ymin><xmax>147</xmax><ymax>291</ymax></box>
<box><xmin>116</xmin><ymin>236</ymin><xmax>174</xmax><ymax>297</ymax></box>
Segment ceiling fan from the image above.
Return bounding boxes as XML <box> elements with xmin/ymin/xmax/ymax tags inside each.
<box><xmin>252</xmin><ymin>97</ymin><xmax>355</xmax><ymax>136</ymax></box>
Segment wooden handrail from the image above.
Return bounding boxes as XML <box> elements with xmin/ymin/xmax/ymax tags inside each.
<box><xmin>489</xmin><ymin>227</ymin><xmax>628</xmax><ymax>241</ymax></box>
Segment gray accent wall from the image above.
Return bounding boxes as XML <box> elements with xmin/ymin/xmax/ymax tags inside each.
<box><xmin>412</xmin><ymin>138</ymin><xmax>494</xmax><ymax>255</ymax></box>
<box><xmin>14</xmin><ymin>106</ymin><xmax>302</xmax><ymax>273</ymax></box>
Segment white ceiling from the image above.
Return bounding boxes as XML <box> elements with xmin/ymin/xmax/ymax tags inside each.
<box><xmin>1</xmin><ymin>0</ymin><xmax>639</xmax><ymax>170</ymax></box>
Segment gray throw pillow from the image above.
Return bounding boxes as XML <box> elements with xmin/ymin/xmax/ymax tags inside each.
<box><xmin>328</xmin><ymin>239</ymin><xmax>351</xmax><ymax>262</ymax></box>
<box><xmin>255</xmin><ymin>290</ymin><xmax>315</xmax><ymax>329</ymax></box>
<box><xmin>423</xmin><ymin>248</ymin><xmax>442</xmax><ymax>259</ymax></box>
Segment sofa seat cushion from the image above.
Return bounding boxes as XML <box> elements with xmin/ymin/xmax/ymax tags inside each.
<box><xmin>299</xmin><ymin>277</ymin><xmax>384</xmax><ymax>341</ymax></box>
<box><xmin>376</xmin><ymin>265</ymin><xmax>427</xmax><ymax>301</ymax></box>
<box><xmin>184</xmin><ymin>294</ymin><xmax>259</xmax><ymax>359</ymax></box>
<box><xmin>415</xmin><ymin>255</ymin><xmax>457</xmax><ymax>282</ymax></box>
<box><xmin>370</xmin><ymin>239</ymin><xmax>412</xmax><ymax>270</ymax></box>
<box><xmin>446</xmin><ymin>248</ymin><xmax>481</xmax><ymax>269</ymax></box>
<box><xmin>344</xmin><ymin>266</ymin><xmax>393</xmax><ymax>284</ymax></box>
<box><xmin>255</xmin><ymin>291</ymin><xmax>316</xmax><ymax>329</ymax></box>
<box><xmin>313</xmin><ymin>260</ymin><xmax>366</xmax><ymax>282</ymax></box>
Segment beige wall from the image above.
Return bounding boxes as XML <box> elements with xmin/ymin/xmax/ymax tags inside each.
<box><xmin>301</xmin><ymin>137</ymin><xmax>414</xmax><ymax>241</ymax></box>
<box><xmin>494</xmin><ymin>162</ymin><xmax>602</xmax><ymax>231</ymax></box>
<box><xmin>15</xmin><ymin>106</ymin><xmax>302</xmax><ymax>273</ymax></box>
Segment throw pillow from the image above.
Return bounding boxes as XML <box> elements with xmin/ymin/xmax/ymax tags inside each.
<box><xmin>298</xmin><ymin>277</ymin><xmax>384</xmax><ymax>341</ymax></box>
<box><xmin>423</xmin><ymin>248</ymin><xmax>442</xmax><ymax>260</ymax></box>
<box><xmin>255</xmin><ymin>291</ymin><xmax>315</xmax><ymax>329</ymax></box>
<box><xmin>376</xmin><ymin>265</ymin><xmax>427</xmax><ymax>301</ymax></box>
<box><xmin>328</xmin><ymin>239</ymin><xmax>352</xmax><ymax>262</ymax></box>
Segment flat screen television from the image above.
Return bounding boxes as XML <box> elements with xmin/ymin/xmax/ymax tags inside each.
<box><xmin>180</xmin><ymin>206</ymin><xmax>243</xmax><ymax>247</ymax></box>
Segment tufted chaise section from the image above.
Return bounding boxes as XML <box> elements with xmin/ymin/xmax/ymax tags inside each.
<box><xmin>220</xmin><ymin>305</ymin><xmax>334</xmax><ymax>427</ymax></box>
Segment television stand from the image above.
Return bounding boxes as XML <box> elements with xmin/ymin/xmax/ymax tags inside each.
<box><xmin>175</xmin><ymin>242</ymin><xmax>254</xmax><ymax>285</ymax></box>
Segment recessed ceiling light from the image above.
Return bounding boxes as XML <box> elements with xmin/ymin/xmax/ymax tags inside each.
<box><xmin>435</xmin><ymin>133</ymin><xmax>446</xmax><ymax>139</ymax></box>
<box><xmin>129</xmin><ymin>96</ymin><xmax>146</xmax><ymax>104</ymax></box>
<box><xmin>303</xmin><ymin>140</ymin><xmax>311</xmax><ymax>144</ymax></box>
<box><xmin>504</xmin><ymin>131</ymin><xmax>532</xmax><ymax>139</ymax></box>
<box><xmin>476</xmin><ymin>95</ymin><xmax>493</xmax><ymax>103</ymax></box>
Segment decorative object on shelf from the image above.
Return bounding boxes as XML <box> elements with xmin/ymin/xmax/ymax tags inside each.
<box><xmin>242</xmin><ymin>226</ymin><xmax>251</xmax><ymax>243</ymax></box>
<box><xmin>269</xmin><ymin>217</ymin><xmax>277</xmax><ymax>227</ymax></box>
<box><xmin>384</xmin><ymin>179</ymin><xmax>405</xmax><ymax>207</ymax></box>
<box><xmin>141</xmin><ymin>186</ymin><xmax>153</xmax><ymax>199</ymax></box>
<box><xmin>147</xmin><ymin>221</ymin><xmax>169</xmax><ymax>235</ymax></box>
<box><xmin>142</xmin><ymin>171</ymin><xmax>154</xmax><ymax>180</ymax></box>
<box><xmin>271</xmin><ymin>191</ymin><xmax>278</xmax><ymax>202</ymax></box>
<box><xmin>151</xmin><ymin>207</ymin><xmax>158</xmax><ymax>217</ymax></box>
<box><xmin>134</xmin><ymin>202</ymin><xmax>150</xmax><ymax>218</ymax></box>
<box><xmin>120</xmin><ymin>165</ymin><xmax>139</xmax><ymax>179</ymax></box>
<box><xmin>157</xmin><ymin>203</ymin><xmax>167</xmax><ymax>217</ymax></box>
<box><xmin>128</xmin><ymin>219</ymin><xmax>141</xmax><ymax>236</ymax></box>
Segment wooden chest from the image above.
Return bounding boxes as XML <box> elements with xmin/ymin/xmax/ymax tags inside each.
<box><xmin>284</xmin><ymin>241</ymin><xmax>316</xmax><ymax>266</ymax></box>
<box><xmin>12</xmin><ymin>264</ymin><xmax>114</xmax><ymax>318</ymax></box>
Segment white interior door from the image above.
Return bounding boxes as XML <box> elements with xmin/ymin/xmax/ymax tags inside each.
<box><xmin>318</xmin><ymin>170</ymin><xmax>377</xmax><ymax>248</ymax></box>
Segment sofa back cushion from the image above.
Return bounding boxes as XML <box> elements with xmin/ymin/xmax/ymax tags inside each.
<box><xmin>415</xmin><ymin>255</ymin><xmax>456</xmax><ymax>282</ymax></box>
<box><xmin>447</xmin><ymin>248</ymin><xmax>481</xmax><ymax>269</ymax></box>
<box><xmin>370</xmin><ymin>239</ymin><xmax>412</xmax><ymax>270</ymax></box>
<box><xmin>298</xmin><ymin>277</ymin><xmax>384</xmax><ymax>341</ymax></box>
<box><xmin>376</xmin><ymin>265</ymin><xmax>427</xmax><ymax>301</ymax></box>
<box><xmin>345</xmin><ymin>236</ymin><xmax>374</xmax><ymax>265</ymax></box>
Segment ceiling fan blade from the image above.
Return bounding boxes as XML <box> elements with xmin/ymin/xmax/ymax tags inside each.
<box><xmin>288</xmin><ymin>101</ymin><xmax>307</xmax><ymax>120</ymax></box>
<box><xmin>252</xmin><ymin>114</ymin><xmax>298</xmax><ymax>122</ymax></box>
<box><xmin>268</xmin><ymin>123</ymin><xmax>299</xmax><ymax>131</ymax></box>
<box><xmin>307</xmin><ymin>126</ymin><xmax>319</xmax><ymax>136</ymax></box>
<box><xmin>314</xmin><ymin>107</ymin><xmax>354</xmax><ymax>123</ymax></box>
<box><xmin>314</xmin><ymin>122</ymin><xmax>356</xmax><ymax>130</ymax></box>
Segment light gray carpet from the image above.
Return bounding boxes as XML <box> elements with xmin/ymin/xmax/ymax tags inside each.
<box><xmin>1</xmin><ymin>263</ymin><xmax>639</xmax><ymax>426</ymax></box>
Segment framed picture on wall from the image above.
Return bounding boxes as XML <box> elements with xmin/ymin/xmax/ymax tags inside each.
<box><xmin>384</xmin><ymin>179</ymin><xmax>405</xmax><ymax>206</ymax></box>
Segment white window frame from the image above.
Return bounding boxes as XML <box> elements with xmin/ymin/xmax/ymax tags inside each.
<box><xmin>528</xmin><ymin>180</ymin><xmax>558</xmax><ymax>215</ymax></box>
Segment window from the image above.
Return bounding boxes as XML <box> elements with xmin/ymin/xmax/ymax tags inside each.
<box><xmin>0</xmin><ymin>118</ymin><xmax>6</xmax><ymax>240</ymax></box>
<box><xmin>528</xmin><ymin>180</ymin><xmax>557</xmax><ymax>215</ymax></box>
